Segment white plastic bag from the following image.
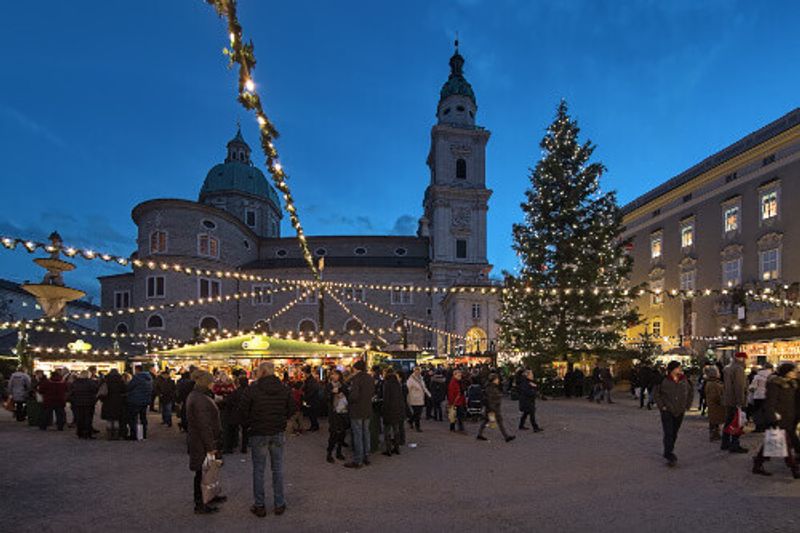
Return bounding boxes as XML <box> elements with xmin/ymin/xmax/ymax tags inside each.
<box><xmin>136</xmin><ymin>423</ymin><xmax>144</xmax><ymax>441</ymax></box>
<box><xmin>763</xmin><ymin>428</ymin><xmax>788</xmax><ymax>458</ymax></box>
<box><xmin>201</xmin><ymin>455</ymin><xmax>223</xmax><ymax>504</ymax></box>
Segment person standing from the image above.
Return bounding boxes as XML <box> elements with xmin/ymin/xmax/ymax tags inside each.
<box><xmin>752</xmin><ymin>362</ymin><xmax>799</xmax><ymax>478</ymax></box>
<box><xmin>429</xmin><ymin>370</ymin><xmax>446</xmax><ymax>422</ymax></box>
<box><xmin>239</xmin><ymin>362</ymin><xmax>294</xmax><ymax>517</ymax></box>
<box><xmin>8</xmin><ymin>367</ymin><xmax>31</xmax><ymax>422</ymax></box>
<box><xmin>749</xmin><ymin>363</ymin><xmax>773</xmax><ymax>432</ymax></box>
<box><xmin>704</xmin><ymin>366</ymin><xmax>725</xmax><ymax>442</ymax></box>
<box><xmin>447</xmin><ymin>369</ymin><xmax>466</xmax><ymax>433</ymax></box>
<box><xmin>721</xmin><ymin>352</ymin><xmax>749</xmax><ymax>453</ymax></box>
<box><xmin>38</xmin><ymin>370</ymin><xmax>67</xmax><ymax>431</ymax></box>
<box><xmin>302</xmin><ymin>367</ymin><xmax>321</xmax><ymax>432</ymax></box>
<box><xmin>381</xmin><ymin>368</ymin><xmax>405</xmax><ymax>456</ymax></box>
<box><xmin>599</xmin><ymin>366</ymin><xmax>614</xmax><ymax>404</ymax></box>
<box><xmin>325</xmin><ymin>370</ymin><xmax>349</xmax><ymax>463</ymax></box>
<box><xmin>477</xmin><ymin>373</ymin><xmax>515</xmax><ymax>443</ymax></box>
<box><xmin>186</xmin><ymin>371</ymin><xmax>224</xmax><ymax>514</ymax></box>
<box><xmin>69</xmin><ymin>370</ymin><xmax>99</xmax><ymax>439</ymax></box>
<box><xmin>176</xmin><ymin>369</ymin><xmax>195</xmax><ymax>433</ymax></box>
<box><xmin>406</xmin><ymin>366</ymin><xmax>431</xmax><ymax>432</ymax></box>
<box><xmin>344</xmin><ymin>360</ymin><xmax>375</xmax><ymax>469</ymax></box>
<box><xmin>100</xmin><ymin>369</ymin><xmax>127</xmax><ymax>440</ymax></box>
<box><xmin>126</xmin><ymin>366</ymin><xmax>154</xmax><ymax>440</ymax></box>
<box><xmin>518</xmin><ymin>369</ymin><xmax>542</xmax><ymax>432</ymax></box>
<box><xmin>228</xmin><ymin>375</ymin><xmax>250</xmax><ymax>453</ymax></box>
<box><xmin>654</xmin><ymin>361</ymin><xmax>694</xmax><ymax>467</ymax></box>
<box><xmin>157</xmin><ymin>370</ymin><xmax>177</xmax><ymax>428</ymax></box>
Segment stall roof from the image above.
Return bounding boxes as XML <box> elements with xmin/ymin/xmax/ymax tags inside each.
<box><xmin>154</xmin><ymin>334</ymin><xmax>365</xmax><ymax>358</ymax></box>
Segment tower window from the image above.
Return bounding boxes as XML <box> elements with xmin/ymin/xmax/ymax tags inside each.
<box><xmin>456</xmin><ymin>239</ymin><xmax>467</xmax><ymax>259</ymax></box>
<box><xmin>146</xmin><ymin>314</ymin><xmax>164</xmax><ymax>330</ymax></box>
<box><xmin>146</xmin><ymin>276</ymin><xmax>165</xmax><ymax>299</ymax></box>
<box><xmin>456</xmin><ymin>158</ymin><xmax>467</xmax><ymax>179</ymax></box>
<box><xmin>456</xmin><ymin>105</ymin><xmax>465</xmax><ymax>112</ymax></box>
<box><xmin>245</xmin><ymin>208</ymin><xmax>257</xmax><ymax>228</ymax></box>
<box><xmin>354</xmin><ymin>247</ymin><xmax>367</xmax><ymax>256</ymax></box>
<box><xmin>443</xmin><ymin>108</ymin><xmax>451</xmax><ymax>115</ymax></box>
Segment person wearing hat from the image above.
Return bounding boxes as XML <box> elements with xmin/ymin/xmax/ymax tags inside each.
<box><xmin>752</xmin><ymin>362</ymin><xmax>799</xmax><ymax>478</ymax></box>
<box><xmin>477</xmin><ymin>373</ymin><xmax>515</xmax><ymax>443</ymax></box>
<box><xmin>721</xmin><ymin>352</ymin><xmax>749</xmax><ymax>453</ymax></box>
<box><xmin>654</xmin><ymin>361</ymin><xmax>694</xmax><ymax>467</ymax></box>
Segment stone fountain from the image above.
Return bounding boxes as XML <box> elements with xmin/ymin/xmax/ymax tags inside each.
<box><xmin>21</xmin><ymin>232</ymin><xmax>85</xmax><ymax>318</ymax></box>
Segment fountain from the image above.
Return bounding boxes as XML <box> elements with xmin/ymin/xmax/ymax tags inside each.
<box><xmin>21</xmin><ymin>232</ymin><xmax>86</xmax><ymax>318</ymax></box>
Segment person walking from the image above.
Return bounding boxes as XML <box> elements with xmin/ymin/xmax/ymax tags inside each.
<box><xmin>654</xmin><ymin>361</ymin><xmax>694</xmax><ymax>467</ymax></box>
<box><xmin>156</xmin><ymin>370</ymin><xmax>177</xmax><ymax>428</ymax></box>
<box><xmin>239</xmin><ymin>362</ymin><xmax>294</xmax><ymax>518</ymax></box>
<box><xmin>100</xmin><ymin>369</ymin><xmax>127</xmax><ymax>440</ymax></box>
<box><xmin>518</xmin><ymin>369</ymin><xmax>542</xmax><ymax>432</ymax></box>
<box><xmin>477</xmin><ymin>373</ymin><xmax>515</xmax><ymax>443</ymax></box>
<box><xmin>752</xmin><ymin>362</ymin><xmax>799</xmax><ymax>478</ymax></box>
<box><xmin>430</xmin><ymin>370</ymin><xmax>446</xmax><ymax>422</ymax></box>
<box><xmin>38</xmin><ymin>370</ymin><xmax>67</xmax><ymax>431</ymax></box>
<box><xmin>186</xmin><ymin>370</ymin><xmax>225</xmax><ymax>514</ymax></box>
<box><xmin>406</xmin><ymin>366</ymin><xmax>431</xmax><ymax>432</ymax></box>
<box><xmin>344</xmin><ymin>360</ymin><xmax>374</xmax><ymax>469</ymax></box>
<box><xmin>8</xmin><ymin>367</ymin><xmax>31</xmax><ymax>422</ymax></box>
<box><xmin>721</xmin><ymin>352</ymin><xmax>749</xmax><ymax>453</ymax></box>
<box><xmin>638</xmin><ymin>365</ymin><xmax>654</xmax><ymax>409</ymax></box>
<box><xmin>126</xmin><ymin>366</ymin><xmax>154</xmax><ymax>440</ymax></box>
<box><xmin>325</xmin><ymin>370</ymin><xmax>349</xmax><ymax>463</ymax></box>
<box><xmin>381</xmin><ymin>367</ymin><xmax>405</xmax><ymax>456</ymax></box>
<box><xmin>704</xmin><ymin>366</ymin><xmax>725</xmax><ymax>442</ymax></box>
<box><xmin>749</xmin><ymin>363</ymin><xmax>773</xmax><ymax>432</ymax></box>
<box><xmin>599</xmin><ymin>366</ymin><xmax>614</xmax><ymax>404</ymax></box>
<box><xmin>447</xmin><ymin>369</ymin><xmax>466</xmax><ymax>433</ymax></box>
<box><xmin>69</xmin><ymin>370</ymin><xmax>99</xmax><ymax>439</ymax></box>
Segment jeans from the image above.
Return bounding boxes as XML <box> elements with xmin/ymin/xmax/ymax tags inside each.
<box><xmin>14</xmin><ymin>401</ymin><xmax>26</xmax><ymax>421</ymax></box>
<box><xmin>128</xmin><ymin>404</ymin><xmax>148</xmax><ymax>439</ymax></box>
<box><xmin>40</xmin><ymin>406</ymin><xmax>66</xmax><ymax>430</ymax></box>
<box><xmin>432</xmin><ymin>400</ymin><xmax>443</xmax><ymax>421</ymax></box>
<box><xmin>660</xmin><ymin>410</ymin><xmax>684</xmax><ymax>458</ymax></box>
<box><xmin>520</xmin><ymin>408</ymin><xmax>539</xmax><ymax>429</ymax></box>
<box><xmin>410</xmin><ymin>405</ymin><xmax>423</xmax><ymax>430</ymax></box>
<box><xmin>250</xmin><ymin>434</ymin><xmax>285</xmax><ymax>508</ymax></box>
<box><xmin>350</xmin><ymin>417</ymin><xmax>370</xmax><ymax>465</ymax></box>
<box><xmin>161</xmin><ymin>401</ymin><xmax>173</xmax><ymax>426</ymax></box>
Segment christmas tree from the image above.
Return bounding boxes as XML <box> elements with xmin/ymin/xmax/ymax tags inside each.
<box><xmin>499</xmin><ymin>100</ymin><xmax>638</xmax><ymax>362</ymax></box>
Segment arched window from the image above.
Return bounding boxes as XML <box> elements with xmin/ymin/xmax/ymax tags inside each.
<box><xmin>298</xmin><ymin>319</ymin><xmax>317</xmax><ymax>334</ymax></box>
<box><xmin>344</xmin><ymin>318</ymin><xmax>363</xmax><ymax>333</ymax></box>
<box><xmin>115</xmin><ymin>322</ymin><xmax>129</xmax><ymax>334</ymax></box>
<box><xmin>199</xmin><ymin>316</ymin><xmax>220</xmax><ymax>332</ymax></box>
<box><xmin>465</xmin><ymin>327</ymin><xmax>487</xmax><ymax>353</ymax></box>
<box><xmin>146</xmin><ymin>314</ymin><xmax>164</xmax><ymax>330</ymax></box>
<box><xmin>456</xmin><ymin>158</ymin><xmax>467</xmax><ymax>179</ymax></box>
<box><xmin>254</xmin><ymin>320</ymin><xmax>269</xmax><ymax>332</ymax></box>
<box><xmin>150</xmin><ymin>230</ymin><xmax>167</xmax><ymax>254</ymax></box>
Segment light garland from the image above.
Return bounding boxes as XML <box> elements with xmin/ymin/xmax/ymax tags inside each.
<box><xmin>720</xmin><ymin>320</ymin><xmax>800</xmax><ymax>335</ymax></box>
<box><xmin>26</xmin><ymin>345</ymin><xmax>132</xmax><ymax>358</ymax></box>
<box><xmin>22</xmin><ymin>325</ymin><xmax>180</xmax><ymax>345</ymax></box>
<box><xmin>322</xmin><ymin>287</ymin><xmax>388</xmax><ymax>345</ymax></box>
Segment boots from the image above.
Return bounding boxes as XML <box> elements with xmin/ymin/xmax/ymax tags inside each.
<box><xmin>709</xmin><ymin>426</ymin><xmax>721</xmax><ymax>442</ymax></box>
<box><xmin>326</xmin><ymin>452</ymin><xmax>334</xmax><ymax>464</ymax></box>
<box><xmin>752</xmin><ymin>458</ymin><xmax>772</xmax><ymax>476</ymax></box>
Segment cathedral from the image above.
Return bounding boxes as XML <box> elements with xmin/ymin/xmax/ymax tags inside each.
<box><xmin>99</xmin><ymin>44</ymin><xmax>500</xmax><ymax>356</ymax></box>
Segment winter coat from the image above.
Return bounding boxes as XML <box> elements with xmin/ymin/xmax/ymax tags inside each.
<box><xmin>176</xmin><ymin>376</ymin><xmax>194</xmax><ymax>404</ymax></box>
<box><xmin>238</xmin><ymin>375</ymin><xmax>294</xmax><ymax>436</ymax></box>
<box><xmin>325</xmin><ymin>381</ymin><xmax>349</xmax><ymax>415</ymax></box>
<box><xmin>722</xmin><ymin>359</ymin><xmax>747</xmax><ymax>407</ymax></box>
<box><xmin>303</xmin><ymin>376</ymin><xmax>321</xmax><ymax>408</ymax></box>
<box><xmin>600</xmin><ymin>368</ymin><xmax>614</xmax><ymax>390</ymax></box>
<box><xmin>38</xmin><ymin>376</ymin><xmax>67</xmax><ymax>408</ymax></box>
<box><xmin>156</xmin><ymin>376</ymin><xmax>177</xmax><ymax>403</ymax></box>
<box><xmin>484</xmin><ymin>382</ymin><xmax>503</xmax><ymax>414</ymax></box>
<box><xmin>654</xmin><ymin>375</ymin><xmax>694</xmax><ymax>417</ymax></box>
<box><xmin>126</xmin><ymin>372</ymin><xmax>154</xmax><ymax>407</ymax></box>
<box><xmin>69</xmin><ymin>378</ymin><xmax>98</xmax><ymax>408</ymax></box>
<box><xmin>704</xmin><ymin>378</ymin><xmax>725</xmax><ymax>425</ymax></box>
<box><xmin>748</xmin><ymin>369</ymin><xmax>772</xmax><ymax>401</ymax></box>
<box><xmin>430</xmin><ymin>374</ymin><xmax>446</xmax><ymax>403</ymax></box>
<box><xmin>518</xmin><ymin>377</ymin><xmax>537</xmax><ymax>413</ymax></box>
<box><xmin>348</xmin><ymin>371</ymin><xmax>375</xmax><ymax>419</ymax></box>
<box><xmin>406</xmin><ymin>374</ymin><xmax>430</xmax><ymax>407</ymax></box>
<box><xmin>381</xmin><ymin>376</ymin><xmax>405</xmax><ymax>424</ymax></box>
<box><xmin>8</xmin><ymin>371</ymin><xmax>31</xmax><ymax>402</ymax></box>
<box><xmin>223</xmin><ymin>384</ymin><xmax>247</xmax><ymax>426</ymax></box>
<box><xmin>101</xmin><ymin>372</ymin><xmax>127</xmax><ymax>421</ymax></box>
<box><xmin>763</xmin><ymin>375</ymin><xmax>798</xmax><ymax>431</ymax></box>
<box><xmin>186</xmin><ymin>387</ymin><xmax>221</xmax><ymax>471</ymax></box>
<box><xmin>447</xmin><ymin>378</ymin><xmax>465</xmax><ymax>407</ymax></box>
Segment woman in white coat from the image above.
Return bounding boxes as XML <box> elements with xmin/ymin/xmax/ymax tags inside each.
<box><xmin>406</xmin><ymin>366</ymin><xmax>431</xmax><ymax>432</ymax></box>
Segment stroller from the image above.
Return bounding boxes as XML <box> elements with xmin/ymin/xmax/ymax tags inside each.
<box><xmin>465</xmin><ymin>384</ymin><xmax>484</xmax><ymax>420</ymax></box>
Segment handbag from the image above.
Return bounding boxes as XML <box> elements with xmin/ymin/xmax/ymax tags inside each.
<box><xmin>724</xmin><ymin>407</ymin><xmax>746</xmax><ymax>436</ymax></box>
<box><xmin>447</xmin><ymin>405</ymin><xmax>457</xmax><ymax>424</ymax></box>
<box><xmin>763</xmin><ymin>428</ymin><xmax>788</xmax><ymax>458</ymax></box>
<box><xmin>3</xmin><ymin>397</ymin><xmax>14</xmax><ymax>412</ymax></box>
<box><xmin>201</xmin><ymin>455</ymin><xmax>223</xmax><ymax>504</ymax></box>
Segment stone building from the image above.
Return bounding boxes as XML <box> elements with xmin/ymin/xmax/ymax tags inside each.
<box><xmin>622</xmin><ymin>108</ymin><xmax>800</xmax><ymax>364</ymax></box>
<box><xmin>99</xmin><ymin>45</ymin><xmax>500</xmax><ymax>355</ymax></box>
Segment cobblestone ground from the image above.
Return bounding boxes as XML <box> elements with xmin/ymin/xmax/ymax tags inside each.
<box><xmin>1</xmin><ymin>395</ymin><xmax>798</xmax><ymax>533</ymax></box>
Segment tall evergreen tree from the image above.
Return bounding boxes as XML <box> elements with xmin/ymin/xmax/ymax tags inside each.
<box><xmin>499</xmin><ymin>100</ymin><xmax>638</xmax><ymax>362</ymax></box>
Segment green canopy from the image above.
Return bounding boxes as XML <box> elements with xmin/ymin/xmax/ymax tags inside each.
<box><xmin>154</xmin><ymin>334</ymin><xmax>365</xmax><ymax>359</ymax></box>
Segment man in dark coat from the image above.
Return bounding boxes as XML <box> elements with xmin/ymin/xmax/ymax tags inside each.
<box><xmin>69</xmin><ymin>370</ymin><xmax>99</xmax><ymax>439</ymax></box>
<box><xmin>345</xmin><ymin>360</ymin><xmax>375</xmax><ymax>468</ymax></box>
<box><xmin>430</xmin><ymin>370</ymin><xmax>446</xmax><ymax>421</ymax></box>
<box><xmin>518</xmin><ymin>369</ymin><xmax>542</xmax><ymax>432</ymax></box>
<box><xmin>38</xmin><ymin>370</ymin><xmax>67</xmax><ymax>431</ymax></box>
<box><xmin>654</xmin><ymin>361</ymin><xmax>694</xmax><ymax>467</ymax></box>
<box><xmin>186</xmin><ymin>371</ymin><xmax>223</xmax><ymax>514</ymax></box>
<box><xmin>380</xmin><ymin>368</ymin><xmax>405</xmax><ymax>456</ymax></box>
<box><xmin>100</xmin><ymin>369</ymin><xmax>127</xmax><ymax>440</ymax></box>
<box><xmin>176</xmin><ymin>369</ymin><xmax>195</xmax><ymax>433</ymax></box>
<box><xmin>302</xmin><ymin>366</ymin><xmax>321</xmax><ymax>432</ymax></box>
<box><xmin>156</xmin><ymin>370</ymin><xmax>177</xmax><ymax>428</ymax></box>
<box><xmin>239</xmin><ymin>362</ymin><xmax>294</xmax><ymax>518</ymax></box>
<box><xmin>721</xmin><ymin>352</ymin><xmax>749</xmax><ymax>453</ymax></box>
<box><xmin>752</xmin><ymin>363</ymin><xmax>799</xmax><ymax>478</ymax></box>
<box><xmin>126</xmin><ymin>366</ymin><xmax>154</xmax><ymax>440</ymax></box>
<box><xmin>477</xmin><ymin>373</ymin><xmax>515</xmax><ymax>442</ymax></box>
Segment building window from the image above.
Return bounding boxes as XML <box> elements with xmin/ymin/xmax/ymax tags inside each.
<box><xmin>680</xmin><ymin>221</ymin><xmax>694</xmax><ymax>249</ymax></box>
<box><xmin>113</xmin><ymin>291</ymin><xmax>130</xmax><ymax>309</ymax></box>
<box><xmin>276</xmin><ymin>249</ymin><xmax>287</xmax><ymax>257</ymax></box>
<box><xmin>394</xmin><ymin>247</ymin><xmax>407</xmax><ymax>256</ymax></box>
<box><xmin>146</xmin><ymin>276</ymin><xmax>165</xmax><ymax>299</ymax></box>
<box><xmin>149</xmin><ymin>231</ymin><xmax>167</xmax><ymax>254</ymax></box>
<box><xmin>297</xmin><ymin>288</ymin><xmax>318</xmax><ymax>304</ymax></box>
<box><xmin>298</xmin><ymin>319</ymin><xmax>317</xmax><ymax>333</ymax></box>
<box><xmin>354</xmin><ymin>247</ymin><xmax>367</xmax><ymax>256</ymax></box>
<box><xmin>724</xmin><ymin>205</ymin><xmax>740</xmax><ymax>233</ymax></box>
<box><xmin>252</xmin><ymin>284</ymin><xmax>273</xmax><ymax>305</ymax></box>
<box><xmin>650</xmin><ymin>279</ymin><xmax>664</xmax><ymax>306</ymax></box>
<box><xmin>759</xmin><ymin>248</ymin><xmax>781</xmax><ymax>281</ymax></box>
<box><xmin>199</xmin><ymin>316</ymin><xmax>220</xmax><ymax>332</ymax></box>
<box><xmin>650</xmin><ymin>233</ymin><xmax>662</xmax><ymax>260</ymax></box>
<box><xmin>146</xmin><ymin>314</ymin><xmax>164</xmax><ymax>330</ymax></box>
<box><xmin>343</xmin><ymin>287</ymin><xmax>365</xmax><ymax>303</ymax></box>
<box><xmin>456</xmin><ymin>239</ymin><xmax>467</xmax><ymax>259</ymax></box>
<box><xmin>722</xmin><ymin>258</ymin><xmax>742</xmax><ymax>287</ymax></box>
<box><xmin>651</xmin><ymin>318</ymin><xmax>662</xmax><ymax>338</ymax></box>
<box><xmin>198</xmin><ymin>234</ymin><xmax>219</xmax><ymax>258</ymax></box>
<box><xmin>199</xmin><ymin>278</ymin><xmax>221</xmax><ymax>299</ymax></box>
<box><xmin>315</xmin><ymin>248</ymin><xmax>327</xmax><ymax>257</ymax></box>
<box><xmin>115</xmin><ymin>323</ymin><xmax>129</xmax><ymax>334</ymax></box>
<box><xmin>245</xmin><ymin>208</ymin><xmax>257</xmax><ymax>228</ymax></box>
<box><xmin>202</xmin><ymin>219</ymin><xmax>217</xmax><ymax>230</ymax></box>
<box><xmin>391</xmin><ymin>286</ymin><xmax>413</xmax><ymax>305</ymax></box>
<box><xmin>471</xmin><ymin>303</ymin><xmax>481</xmax><ymax>319</ymax></box>
<box><xmin>679</xmin><ymin>270</ymin><xmax>696</xmax><ymax>291</ymax></box>
<box><xmin>456</xmin><ymin>158</ymin><xmax>467</xmax><ymax>179</ymax></box>
<box><xmin>760</xmin><ymin>190</ymin><xmax>778</xmax><ymax>221</ymax></box>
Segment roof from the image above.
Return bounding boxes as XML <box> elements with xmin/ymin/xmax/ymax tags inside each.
<box><xmin>440</xmin><ymin>50</ymin><xmax>476</xmax><ymax>106</ymax></box>
<box><xmin>199</xmin><ymin>161</ymin><xmax>281</xmax><ymax>207</ymax></box>
<box><xmin>0</xmin><ymin>278</ymin><xmax>99</xmax><ymax>311</ymax></box>
<box><xmin>0</xmin><ymin>322</ymin><xmax>145</xmax><ymax>358</ymax></box>
<box><xmin>622</xmin><ymin>108</ymin><xmax>800</xmax><ymax>215</ymax></box>
<box><xmin>242</xmin><ymin>256</ymin><xmax>429</xmax><ymax>270</ymax></box>
<box><xmin>155</xmin><ymin>334</ymin><xmax>364</xmax><ymax>358</ymax></box>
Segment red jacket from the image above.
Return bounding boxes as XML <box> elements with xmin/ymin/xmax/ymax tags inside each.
<box><xmin>38</xmin><ymin>376</ymin><xmax>68</xmax><ymax>408</ymax></box>
<box><xmin>447</xmin><ymin>378</ymin><xmax>465</xmax><ymax>407</ymax></box>
<box><xmin>292</xmin><ymin>388</ymin><xmax>304</xmax><ymax>410</ymax></box>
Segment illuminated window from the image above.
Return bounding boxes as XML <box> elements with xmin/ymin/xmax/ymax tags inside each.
<box><xmin>650</xmin><ymin>279</ymin><xmax>664</xmax><ymax>306</ymax></box>
<box><xmin>149</xmin><ymin>231</ymin><xmax>167</xmax><ymax>254</ymax></box>
<box><xmin>252</xmin><ymin>284</ymin><xmax>273</xmax><ymax>305</ymax></box>
<box><xmin>759</xmin><ymin>248</ymin><xmax>780</xmax><ymax>281</ymax></box>
<box><xmin>198</xmin><ymin>234</ymin><xmax>219</xmax><ymax>258</ymax></box>
<box><xmin>679</xmin><ymin>270</ymin><xmax>696</xmax><ymax>291</ymax></box>
<box><xmin>146</xmin><ymin>276</ymin><xmax>165</xmax><ymax>299</ymax></box>
<box><xmin>391</xmin><ymin>286</ymin><xmax>413</xmax><ymax>305</ymax></box>
<box><xmin>761</xmin><ymin>190</ymin><xmax>778</xmax><ymax>221</ymax></box>
<box><xmin>680</xmin><ymin>222</ymin><xmax>694</xmax><ymax>249</ymax></box>
<box><xmin>651</xmin><ymin>318</ymin><xmax>662</xmax><ymax>338</ymax></box>
<box><xmin>198</xmin><ymin>278</ymin><xmax>221</xmax><ymax>299</ymax></box>
<box><xmin>724</xmin><ymin>206</ymin><xmax>740</xmax><ymax>233</ymax></box>
<box><xmin>722</xmin><ymin>258</ymin><xmax>741</xmax><ymax>287</ymax></box>
<box><xmin>650</xmin><ymin>233</ymin><xmax>662</xmax><ymax>260</ymax></box>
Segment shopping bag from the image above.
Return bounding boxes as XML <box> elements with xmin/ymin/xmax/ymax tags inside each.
<box><xmin>724</xmin><ymin>407</ymin><xmax>745</xmax><ymax>436</ymax></box>
<box><xmin>763</xmin><ymin>428</ymin><xmax>788</xmax><ymax>458</ymax></box>
<box><xmin>201</xmin><ymin>455</ymin><xmax>223</xmax><ymax>504</ymax></box>
<box><xmin>136</xmin><ymin>423</ymin><xmax>144</xmax><ymax>441</ymax></box>
<box><xmin>3</xmin><ymin>397</ymin><xmax>14</xmax><ymax>412</ymax></box>
<box><xmin>447</xmin><ymin>405</ymin><xmax>457</xmax><ymax>424</ymax></box>
<box><xmin>487</xmin><ymin>411</ymin><xmax>497</xmax><ymax>429</ymax></box>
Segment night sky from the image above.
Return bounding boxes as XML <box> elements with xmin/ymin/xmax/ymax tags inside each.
<box><xmin>1</xmin><ymin>0</ymin><xmax>798</xmax><ymax>300</ymax></box>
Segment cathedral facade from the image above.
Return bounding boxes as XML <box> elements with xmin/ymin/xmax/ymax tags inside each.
<box><xmin>99</xmin><ymin>46</ymin><xmax>500</xmax><ymax>355</ymax></box>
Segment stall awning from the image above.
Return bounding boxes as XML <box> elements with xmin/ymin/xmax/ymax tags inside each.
<box><xmin>154</xmin><ymin>334</ymin><xmax>365</xmax><ymax>359</ymax></box>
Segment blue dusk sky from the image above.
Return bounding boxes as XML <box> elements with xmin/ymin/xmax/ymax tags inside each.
<box><xmin>0</xmin><ymin>0</ymin><xmax>798</xmax><ymax>300</ymax></box>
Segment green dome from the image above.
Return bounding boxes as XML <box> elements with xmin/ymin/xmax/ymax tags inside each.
<box><xmin>200</xmin><ymin>161</ymin><xmax>281</xmax><ymax>207</ymax></box>
<box><xmin>439</xmin><ymin>51</ymin><xmax>476</xmax><ymax>106</ymax></box>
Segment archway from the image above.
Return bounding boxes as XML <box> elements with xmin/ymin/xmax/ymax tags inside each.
<box><xmin>465</xmin><ymin>326</ymin><xmax>487</xmax><ymax>353</ymax></box>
